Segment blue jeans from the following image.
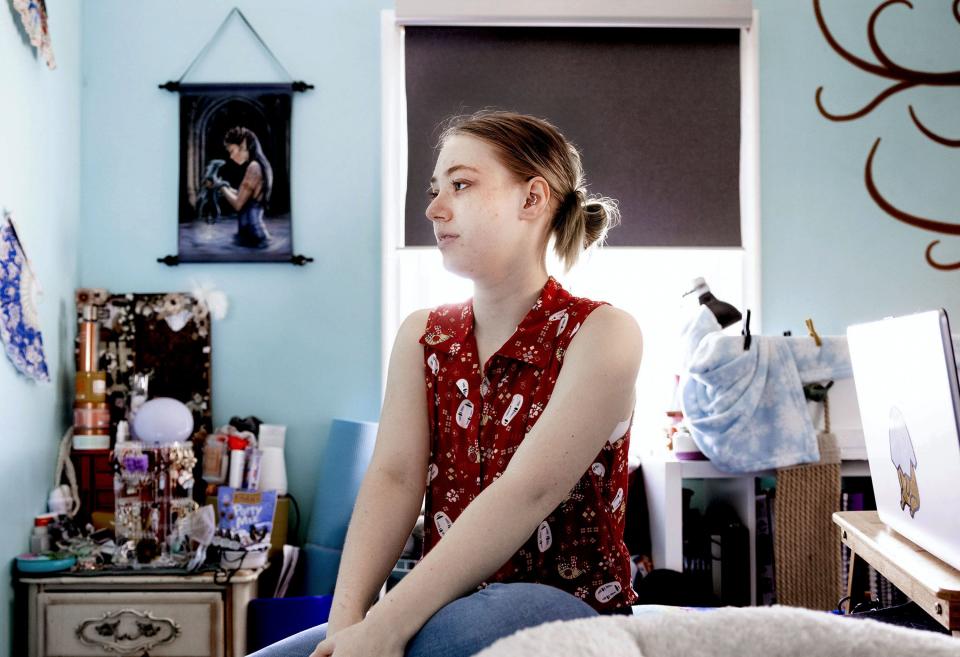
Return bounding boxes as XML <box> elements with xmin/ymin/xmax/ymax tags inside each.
<box><xmin>247</xmin><ymin>582</ymin><xmax>599</xmax><ymax>657</ymax></box>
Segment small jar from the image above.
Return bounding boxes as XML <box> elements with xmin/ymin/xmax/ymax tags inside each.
<box><xmin>30</xmin><ymin>514</ymin><xmax>56</xmax><ymax>554</ymax></box>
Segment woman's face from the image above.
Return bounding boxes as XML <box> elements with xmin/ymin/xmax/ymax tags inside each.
<box><xmin>426</xmin><ymin>135</ymin><xmax>541</xmax><ymax>280</ymax></box>
<box><xmin>226</xmin><ymin>141</ymin><xmax>249</xmax><ymax>165</ymax></box>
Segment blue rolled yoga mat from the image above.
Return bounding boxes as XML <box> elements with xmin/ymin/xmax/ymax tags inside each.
<box><xmin>303</xmin><ymin>418</ymin><xmax>378</xmax><ymax>594</ymax></box>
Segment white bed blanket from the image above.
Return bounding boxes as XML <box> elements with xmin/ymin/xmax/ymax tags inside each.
<box><xmin>474</xmin><ymin>605</ymin><xmax>960</xmax><ymax>657</ymax></box>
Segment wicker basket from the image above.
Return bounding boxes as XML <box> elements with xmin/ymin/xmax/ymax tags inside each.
<box><xmin>773</xmin><ymin>430</ymin><xmax>842</xmax><ymax>610</ymax></box>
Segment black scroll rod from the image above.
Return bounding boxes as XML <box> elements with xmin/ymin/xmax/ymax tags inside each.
<box><xmin>158</xmin><ymin>81</ymin><xmax>314</xmax><ymax>92</ymax></box>
<box><xmin>157</xmin><ymin>255</ymin><xmax>315</xmax><ymax>266</ymax></box>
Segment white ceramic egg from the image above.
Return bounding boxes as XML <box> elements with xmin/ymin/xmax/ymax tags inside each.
<box><xmin>132</xmin><ymin>397</ymin><xmax>194</xmax><ymax>443</ymax></box>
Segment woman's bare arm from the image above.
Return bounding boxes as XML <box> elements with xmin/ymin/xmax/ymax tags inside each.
<box><xmin>324</xmin><ymin>309</ymin><xmax>432</xmax><ymax>635</ymax></box>
<box><xmin>364</xmin><ymin>305</ymin><xmax>643</xmax><ymax>642</ymax></box>
<box><xmin>219</xmin><ymin>161</ymin><xmax>262</xmax><ymax>211</ymax></box>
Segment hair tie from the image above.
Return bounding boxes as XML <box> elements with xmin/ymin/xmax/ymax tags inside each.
<box><xmin>567</xmin><ymin>189</ymin><xmax>587</xmax><ymax>212</ymax></box>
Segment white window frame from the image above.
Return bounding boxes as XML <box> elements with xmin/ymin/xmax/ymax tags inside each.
<box><xmin>380</xmin><ymin>3</ymin><xmax>761</xmax><ymax>396</ymax></box>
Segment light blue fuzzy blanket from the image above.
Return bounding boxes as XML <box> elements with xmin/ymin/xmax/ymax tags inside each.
<box><xmin>679</xmin><ymin>307</ymin><xmax>960</xmax><ymax>473</ymax></box>
<box><xmin>681</xmin><ymin>307</ymin><xmax>886</xmax><ymax>471</ymax></box>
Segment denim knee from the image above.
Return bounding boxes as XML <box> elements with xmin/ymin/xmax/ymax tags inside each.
<box><xmin>478</xmin><ymin>582</ymin><xmax>598</xmax><ymax>619</ymax></box>
<box><xmin>247</xmin><ymin>622</ymin><xmax>327</xmax><ymax>657</ymax></box>
<box><xmin>405</xmin><ymin>583</ymin><xmax>597</xmax><ymax>657</ymax></box>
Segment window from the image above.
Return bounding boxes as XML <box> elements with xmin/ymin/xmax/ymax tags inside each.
<box><xmin>404</xmin><ymin>26</ymin><xmax>742</xmax><ymax>249</ymax></box>
<box><xmin>381</xmin><ymin>2</ymin><xmax>760</xmax><ymax>455</ymax></box>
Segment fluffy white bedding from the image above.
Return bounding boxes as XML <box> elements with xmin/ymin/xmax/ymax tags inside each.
<box><xmin>475</xmin><ymin>605</ymin><xmax>960</xmax><ymax>657</ymax></box>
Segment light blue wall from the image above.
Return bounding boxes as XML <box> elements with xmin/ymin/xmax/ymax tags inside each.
<box><xmin>79</xmin><ymin>0</ymin><xmax>392</xmax><ymax>539</ymax></box>
<box><xmin>755</xmin><ymin>0</ymin><xmax>960</xmax><ymax>335</ymax></box>
<box><xmin>0</xmin><ymin>0</ymin><xmax>81</xmax><ymax>652</ymax></box>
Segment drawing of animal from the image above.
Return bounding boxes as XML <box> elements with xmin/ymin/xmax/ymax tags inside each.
<box><xmin>196</xmin><ymin>159</ymin><xmax>227</xmax><ymax>223</ymax></box>
<box><xmin>888</xmin><ymin>407</ymin><xmax>920</xmax><ymax>518</ymax></box>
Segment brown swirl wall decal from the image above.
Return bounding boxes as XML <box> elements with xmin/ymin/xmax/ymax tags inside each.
<box><xmin>814</xmin><ymin>0</ymin><xmax>960</xmax><ymax>270</ymax></box>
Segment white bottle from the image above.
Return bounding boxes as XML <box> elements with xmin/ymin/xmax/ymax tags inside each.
<box><xmin>127</xmin><ymin>374</ymin><xmax>149</xmax><ymax>438</ymax></box>
<box><xmin>228</xmin><ymin>446</ymin><xmax>247</xmax><ymax>489</ymax></box>
<box><xmin>116</xmin><ymin>420</ymin><xmax>130</xmax><ymax>444</ymax></box>
<box><xmin>258</xmin><ymin>424</ymin><xmax>288</xmax><ymax>495</ymax></box>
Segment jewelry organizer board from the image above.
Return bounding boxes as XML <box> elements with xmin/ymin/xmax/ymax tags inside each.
<box><xmin>74</xmin><ymin>290</ymin><xmax>213</xmax><ymax>502</ymax></box>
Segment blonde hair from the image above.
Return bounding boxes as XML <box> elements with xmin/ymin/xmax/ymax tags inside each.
<box><xmin>438</xmin><ymin>110</ymin><xmax>620</xmax><ymax>271</ymax></box>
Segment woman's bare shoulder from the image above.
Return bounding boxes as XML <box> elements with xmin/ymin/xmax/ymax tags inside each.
<box><xmin>384</xmin><ymin>309</ymin><xmax>433</xmax><ymax>387</ymax></box>
<box><xmin>396</xmin><ymin>308</ymin><xmax>432</xmax><ymax>345</ymax></box>
<box><xmin>580</xmin><ymin>304</ymin><xmax>642</xmax><ymax>342</ymax></box>
<box><xmin>569</xmin><ymin>304</ymin><xmax>643</xmax><ymax>367</ymax></box>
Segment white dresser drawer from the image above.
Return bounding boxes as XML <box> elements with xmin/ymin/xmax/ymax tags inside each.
<box><xmin>38</xmin><ymin>591</ymin><xmax>223</xmax><ymax>657</ymax></box>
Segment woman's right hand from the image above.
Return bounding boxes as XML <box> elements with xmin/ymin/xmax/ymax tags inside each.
<box><xmin>324</xmin><ymin>613</ymin><xmax>364</xmax><ymax>641</ymax></box>
<box><xmin>310</xmin><ymin>613</ymin><xmax>406</xmax><ymax>657</ymax></box>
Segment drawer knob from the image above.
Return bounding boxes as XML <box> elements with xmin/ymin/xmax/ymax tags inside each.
<box><xmin>77</xmin><ymin>608</ymin><xmax>181</xmax><ymax>654</ymax></box>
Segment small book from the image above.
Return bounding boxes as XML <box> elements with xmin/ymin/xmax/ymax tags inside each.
<box><xmin>217</xmin><ymin>487</ymin><xmax>278</xmax><ymax>545</ymax></box>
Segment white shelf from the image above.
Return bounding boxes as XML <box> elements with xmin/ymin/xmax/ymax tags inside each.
<box><xmin>640</xmin><ymin>450</ymin><xmax>870</xmax><ymax>606</ymax></box>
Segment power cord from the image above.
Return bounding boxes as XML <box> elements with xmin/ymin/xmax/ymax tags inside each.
<box><xmin>838</xmin><ymin>594</ymin><xmax>882</xmax><ymax>615</ymax></box>
<box><xmin>287</xmin><ymin>492</ymin><xmax>301</xmax><ymax>543</ymax></box>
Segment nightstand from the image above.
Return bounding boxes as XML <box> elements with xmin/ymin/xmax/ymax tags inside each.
<box><xmin>18</xmin><ymin>567</ymin><xmax>265</xmax><ymax>657</ymax></box>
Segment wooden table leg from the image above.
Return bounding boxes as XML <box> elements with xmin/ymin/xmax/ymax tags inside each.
<box><xmin>846</xmin><ymin>548</ymin><xmax>870</xmax><ymax>612</ymax></box>
<box><xmin>846</xmin><ymin>548</ymin><xmax>857</xmax><ymax>604</ymax></box>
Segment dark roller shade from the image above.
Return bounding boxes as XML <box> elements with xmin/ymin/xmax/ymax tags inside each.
<box><xmin>404</xmin><ymin>26</ymin><xmax>741</xmax><ymax>248</ymax></box>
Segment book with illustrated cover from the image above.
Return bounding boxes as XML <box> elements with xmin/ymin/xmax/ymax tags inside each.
<box><xmin>216</xmin><ymin>487</ymin><xmax>278</xmax><ymax>546</ymax></box>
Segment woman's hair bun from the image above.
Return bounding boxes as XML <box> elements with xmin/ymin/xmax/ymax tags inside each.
<box><xmin>580</xmin><ymin>193</ymin><xmax>620</xmax><ymax>250</ymax></box>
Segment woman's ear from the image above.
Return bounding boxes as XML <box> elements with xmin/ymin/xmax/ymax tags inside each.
<box><xmin>520</xmin><ymin>177</ymin><xmax>552</xmax><ymax>221</ymax></box>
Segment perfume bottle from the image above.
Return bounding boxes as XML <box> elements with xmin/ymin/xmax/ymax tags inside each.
<box><xmin>74</xmin><ymin>303</ymin><xmax>109</xmax><ymax>450</ymax></box>
<box><xmin>75</xmin><ymin>304</ymin><xmax>106</xmax><ymax>403</ymax></box>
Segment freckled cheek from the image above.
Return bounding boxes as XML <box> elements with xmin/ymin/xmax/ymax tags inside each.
<box><xmin>469</xmin><ymin>215</ymin><xmax>500</xmax><ymax>246</ymax></box>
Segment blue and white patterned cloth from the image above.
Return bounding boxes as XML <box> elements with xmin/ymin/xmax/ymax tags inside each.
<box><xmin>678</xmin><ymin>306</ymin><xmax>852</xmax><ymax>473</ymax></box>
<box><xmin>0</xmin><ymin>218</ymin><xmax>49</xmax><ymax>382</ymax></box>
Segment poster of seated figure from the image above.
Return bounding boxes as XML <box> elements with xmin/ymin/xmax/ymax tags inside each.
<box><xmin>177</xmin><ymin>84</ymin><xmax>294</xmax><ymax>262</ymax></box>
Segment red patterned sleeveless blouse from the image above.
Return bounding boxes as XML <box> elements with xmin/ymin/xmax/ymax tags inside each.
<box><xmin>419</xmin><ymin>276</ymin><xmax>637</xmax><ymax>613</ymax></box>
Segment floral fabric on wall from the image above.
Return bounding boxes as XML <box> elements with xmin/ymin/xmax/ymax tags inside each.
<box><xmin>0</xmin><ymin>215</ymin><xmax>49</xmax><ymax>383</ymax></box>
<box><xmin>12</xmin><ymin>0</ymin><xmax>56</xmax><ymax>69</ymax></box>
